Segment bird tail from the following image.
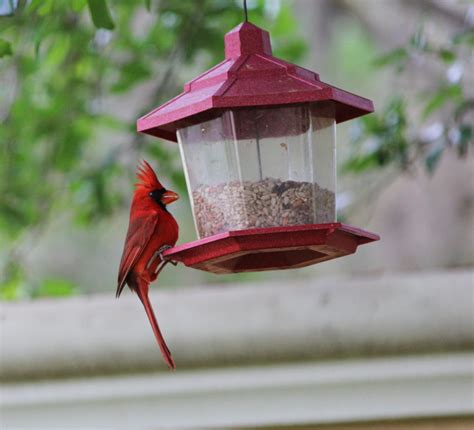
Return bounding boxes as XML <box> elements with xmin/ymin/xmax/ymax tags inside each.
<box><xmin>135</xmin><ymin>285</ymin><xmax>176</xmax><ymax>370</ymax></box>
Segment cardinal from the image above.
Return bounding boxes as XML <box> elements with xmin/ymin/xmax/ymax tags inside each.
<box><xmin>117</xmin><ymin>160</ymin><xmax>179</xmax><ymax>370</ymax></box>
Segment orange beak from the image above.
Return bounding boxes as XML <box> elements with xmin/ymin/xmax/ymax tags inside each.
<box><xmin>161</xmin><ymin>190</ymin><xmax>179</xmax><ymax>205</ymax></box>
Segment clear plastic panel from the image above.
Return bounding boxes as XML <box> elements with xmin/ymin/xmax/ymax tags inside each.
<box><xmin>177</xmin><ymin>103</ymin><xmax>336</xmax><ymax>238</ymax></box>
<box><xmin>311</xmin><ymin>103</ymin><xmax>336</xmax><ymax>223</ymax></box>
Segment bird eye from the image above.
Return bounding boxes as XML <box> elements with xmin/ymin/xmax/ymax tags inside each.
<box><xmin>149</xmin><ymin>188</ymin><xmax>166</xmax><ymax>203</ymax></box>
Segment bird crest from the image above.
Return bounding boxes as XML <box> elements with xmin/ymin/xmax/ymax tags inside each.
<box><xmin>135</xmin><ymin>160</ymin><xmax>162</xmax><ymax>189</ymax></box>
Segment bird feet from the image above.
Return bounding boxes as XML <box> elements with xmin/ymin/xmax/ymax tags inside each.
<box><xmin>146</xmin><ymin>245</ymin><xmax>176</xmax><ymax>273</ymax></box>
<box><xmin>149</xmin><ymin>245</ymin><xmax>178</xmax><ymax>276</ymax></box>
<box><xmin>157</xmin><ymin>244</ymin><xmax>173</xmax><ymax>261</ymax></box>
<box><xmin>157</xmin><ymin>244</ymin><xmax>178</xmax><ymax>266</ymax></box>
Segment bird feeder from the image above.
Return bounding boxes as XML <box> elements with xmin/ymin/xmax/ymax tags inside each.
<box><xmin>137</xmin><ymin>21</ymin><xmax>379</xmax><ymax>274</ymax></box>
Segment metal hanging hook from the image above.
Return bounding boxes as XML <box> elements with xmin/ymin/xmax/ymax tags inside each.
<box><xmin>243</xmin><ymin>0</ymin><xmax>248</xmax><ymax>22</ymax></box>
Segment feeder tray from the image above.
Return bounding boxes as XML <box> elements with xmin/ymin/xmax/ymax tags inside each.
<box><xmin>163</xmin><ymin>223</ymin><xmax>379</xmax><ymax>274</ymax></box>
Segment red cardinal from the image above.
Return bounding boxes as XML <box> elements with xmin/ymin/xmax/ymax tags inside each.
<box><xmin>117</xmin><ymin>160</ymin><xmax>179</xmax><ymax>370</ymax></box>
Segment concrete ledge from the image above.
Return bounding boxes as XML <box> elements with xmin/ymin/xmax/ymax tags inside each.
<box><xmin>1</xmin><ymin>270</ymin><xmax>473</xmax><ymax>380</ymax></box>
<box><xmin>1</xmin><ymin>353</ymin><xmax>473</xmax><ymax>428</ymax></box>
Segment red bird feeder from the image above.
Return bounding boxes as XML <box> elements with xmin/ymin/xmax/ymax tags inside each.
<box><xmin>137</xmin><ymin>21</ymin><xmax>379</xmax><ymax>274</ymax></box>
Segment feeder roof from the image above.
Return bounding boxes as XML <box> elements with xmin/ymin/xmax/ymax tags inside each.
<box><xmin>138</xmin><ymin>22</ymin><xmax>374</xmax><ymax>142</ymax></box>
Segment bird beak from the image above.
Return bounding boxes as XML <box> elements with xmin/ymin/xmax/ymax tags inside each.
<box><xmin>161</xmin><ymin>190</ymin><xmax>179</xmax><ymax>205</ymax></box>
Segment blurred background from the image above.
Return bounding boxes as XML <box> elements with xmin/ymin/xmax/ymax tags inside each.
<box><xmin>0</xmin><ymin>0</ymin><xmax>473</xmax><ymax>429</ymax></box>
<box><xmin>0</xmin><ymin>0</ymin><xmax>473</xmax><ymax>297</ymax></box>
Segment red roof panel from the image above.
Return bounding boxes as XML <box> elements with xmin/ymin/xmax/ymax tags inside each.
<box><xmin>138</xmin><ymin>22</ymin><xmax>374</xmax><ymax>142</ymax></box>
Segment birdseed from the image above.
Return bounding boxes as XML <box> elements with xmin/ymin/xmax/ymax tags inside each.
<box><xmin>192</xmin><ymin>178</ymin><xmax>335</xmax><ymax>237</ymax></box>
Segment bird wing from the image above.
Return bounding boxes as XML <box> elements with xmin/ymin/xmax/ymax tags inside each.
<box><xmin>116</xmin><ymin>214</ymin><xmax>158</xmax><ymax>298</ymax></box>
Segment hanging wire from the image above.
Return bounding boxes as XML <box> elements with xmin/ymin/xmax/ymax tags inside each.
<box><xmin>243</xmin><ymin>0</ymin><xmax>248</xmax><ymax>21</ymax></box>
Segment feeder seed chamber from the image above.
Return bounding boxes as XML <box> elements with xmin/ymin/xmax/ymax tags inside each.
<box><xmin>137</xmin><ymin>21</ymin><xmax>379</xmax><ymax>274</ymax></box>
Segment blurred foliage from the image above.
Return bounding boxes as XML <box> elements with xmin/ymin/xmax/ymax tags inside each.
<box><xmin>0</xmin><ymin>0</ymin><xmax>306</xmax><ymax>299</ymax></box>
<box><xmin>344</xmin><ymin>24</ymin><xmax>473</xmax><ymax>175</ymax></box>
<box><xmin>0</xmin><ymin>262</ymin><xmax>26</xmax><ymax>300</ymax></box>
<box><xmin>32</xmin><ymin>277</ymin><xmax>78</xmax><ymax>299</ymax></box>
<box><xmin>0</xmin><ymin>261</ymin><xmax>77</xmax><ymax>300</ymax></box>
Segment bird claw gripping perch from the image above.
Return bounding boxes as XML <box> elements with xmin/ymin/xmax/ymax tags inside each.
<box><xmin>158</xmin><ymin>244</ymin><xmax>177</xmax><ymax>266</ymax></box>
<box><xmin>146</xmin><ymin>244</ymin><xmax>175</xmax><ymax>271</ymax></box>
<box><xmin>158</xmin><ymin>244</ymin><xmax>173</xmax><ymax>261</ymax></box>
<box><xmin>146</xmin><ymin>245</ymin><xmax>178</xmax><ymax>276</ymax></box>
<box><xmin>158</xmin><ymin>244</ymin><xmax>178</xmax><ymax>267</ymax></box>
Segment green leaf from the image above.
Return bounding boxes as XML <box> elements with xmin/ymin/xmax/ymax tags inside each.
<box><xmin>458</xmin><ymin>125</ymin><xmax>473</xmax><ymax>157</ymax></box>
<box><xmin>452</xmin><ymin>30</ymin><xmax>474</xmax><ymax>46</ymax></box>
<box><xmin>410</xmin><ymin>27</ymin><xmax>427</xmax><ymax>51</ymax></box>
<box><xmin>71</xmin><ymin>0</ymin><xmax>87</xmax><ymax>13</ymax></box>
<box><xmin>343</xmin><ymin>98</ymin><xmax>409</xmax><ymax>173</ymax></box>
<box><xmin>0</xmin><ymin>38</ymin><xmax>12</xmax><ymax>57</ymax></box>
<box><xmin>438</xmin><ymin>48</ymin><xmax>455</xmax><ymax>63</ymax></box>
<box><xmin>36</xmin><ymin>0</ymin><xmax>54</xmax><ymax>16</ymax></box>
<box><xmin>44</xmin><ymin>35</ymin><xmax>71</xmax><ymax>67</ymax></box>
<box><xmin>422</xmin><ymin>85</ymin><xmax>462</xmax><ymax>119</ymax></box>
<box><xmin>145</xmin><ymin>0</ymin><xmax>152</xmax><ymax>12</ymax></box>
<box><xmin>425</xmin><ymin>145</ymin><xmax>444</xmax><ymax>174</ymax></box>
<box><xmin>87</xmin><ymin>0</ymin><xmax>115</xmax><ymax>30</ymax></box>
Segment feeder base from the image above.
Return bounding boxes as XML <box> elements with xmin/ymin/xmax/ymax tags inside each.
<box><xmin>163</xmin><ymin>223</ymin><xmax>379</xmax><ymax>274</ymax></box>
